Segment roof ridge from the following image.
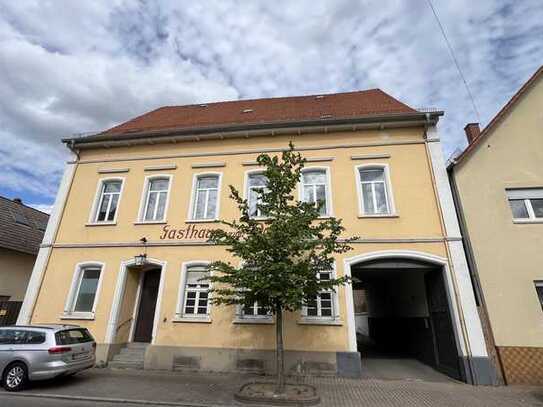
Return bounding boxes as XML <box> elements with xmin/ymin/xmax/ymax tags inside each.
<box><xmin>158</xmin><ymin>88</ymin><xmax>384</xmax><ymax>110</ymax></box>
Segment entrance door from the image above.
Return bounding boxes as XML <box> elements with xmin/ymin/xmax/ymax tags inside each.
<box><xmin>133</xmin><ymin>269</ymin><xmax>161</xmax><ymax>343</ymax></box>
<box><xmin>425</xmin><ymin>270</ymin><xmax>462</xmax><ymax>380</ymax></box>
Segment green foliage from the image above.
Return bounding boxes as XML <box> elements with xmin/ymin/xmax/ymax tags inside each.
<box><xmin>207</xmin><ymin>143</ymin><xmax>355</xmax><ymax>314</ymax></box>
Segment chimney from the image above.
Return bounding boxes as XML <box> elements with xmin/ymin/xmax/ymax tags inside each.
<box><xmin>464</xmin><ymin>123</ymin><xmax>481</xmax><ymax>144</ymax></box>
<box><xmin>13</xmin><ymin>198</ymin><xmax>23</xmax><ymax>204</ymax></box>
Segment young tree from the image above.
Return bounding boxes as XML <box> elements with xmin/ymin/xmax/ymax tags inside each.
<box><xmin>208</xmin><ymin>144</ymin><xmax>354</xmax><ymax>394</ymax></box>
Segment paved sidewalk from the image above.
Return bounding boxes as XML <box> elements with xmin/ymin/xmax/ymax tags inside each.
<box><xmin>1</xmin><ymin>368</ymin><xmax>542</xmax><ymax>407</ymax></box>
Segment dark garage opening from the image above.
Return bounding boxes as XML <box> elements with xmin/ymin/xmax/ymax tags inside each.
<box><xmin>352</xmin><ymin>258</ymin><xmax>463</xmax><ymax>382</ymax></box>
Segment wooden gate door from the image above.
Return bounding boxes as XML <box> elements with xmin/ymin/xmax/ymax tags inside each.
<box><xmin>425</xmin><ymin>270</ymin><xmax>462</xmax><ymax>380</ymax></box>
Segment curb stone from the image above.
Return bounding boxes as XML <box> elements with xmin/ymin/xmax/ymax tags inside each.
<box><xmin>0</xmin><ymin>392</ymin><xmax>240</xmax><ymax>407</ymax></box>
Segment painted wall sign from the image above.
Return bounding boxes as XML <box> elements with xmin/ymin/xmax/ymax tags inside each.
<box><xmin>159</xmin><ymin>224</ymin><xmax>214</xmax><ymax>240</ymax></box>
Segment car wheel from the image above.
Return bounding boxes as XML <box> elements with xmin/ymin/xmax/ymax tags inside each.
<box><xmin>3</xmin><ymin>362</ymin><xmax>28</xmax><ymax>392</ymax></box>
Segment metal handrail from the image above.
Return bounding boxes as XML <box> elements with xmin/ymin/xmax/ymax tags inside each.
<box><xmin>116</xmin><ymin>317</ymin><xmax>133</xmax><ymax>333</ymax></box>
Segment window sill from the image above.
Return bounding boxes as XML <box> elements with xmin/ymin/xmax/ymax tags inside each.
<box><xmin>133</xmin><ymin>221</ymin><xmax>168</xmax><ymax>225</ymax></box>
<box><xmin>233</xmin><ymin>317</ymin><xmax>274</xmax><ymax>325</ymax></box>
<box><xmin>172</xmin><ymin>316</ymin><xmax>212</xmax><ymax>323</ymax></box>
<box><xmin>85</xmin><ymin>222</ymin><xmax>117</xmax><ymax>227</ymax></box>
<box><xmin>358</xmin><ymin>214</ymin><xmax>399</xmax><ymax>219</ymax></box>
<box><xmin>185</xmin><ymin>219</ymin><xmax>220</xmax><ymax>224</ymax></box>
<box><xmin>60</xmin><ymin>313</ymin><xmax>95</xmax><ymax>320</ymax></box>
<box><xmin>513</xmin><ymin>219</ymin><xmax>543</xmax><ymax>224</ymax></box>
<box><xmin>297</xmin><ymin>318</ymin><xmax>343</xmax><ymax>326</ymax></box>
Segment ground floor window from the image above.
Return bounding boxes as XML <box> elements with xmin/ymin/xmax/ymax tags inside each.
<box><xmin>177</xmin><ymin>263</ymin><xmax>211</xmax><ymax>319</ymax></box>
<box><xmin>64</xmin><ymin>262</ymin><xmax>104</xmax><ymax>318</ymax></box>
<box><xmin>240</xmin><ymin>301</ymin><xmax>271</xmax><ymax>320</ymax></box>
<box><xmin>303</xmin><ymin>270</ymin><xmax>336</xmax><ymax>319</ymax></box>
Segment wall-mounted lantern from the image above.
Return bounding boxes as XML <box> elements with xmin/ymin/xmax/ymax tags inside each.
<box><xmin>134</xmin><ymin>237</ymin><xmax>148</xmax><ymax>266</ymax></box>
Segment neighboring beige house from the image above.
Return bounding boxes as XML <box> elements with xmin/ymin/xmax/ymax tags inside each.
<box><xmin>0</xmin><ymin>196</ymin><xmax>49</xmax><ymax>324</ymax></box>
<box><xmin>449</xmin><ymin>65</ymin><xmax>543</xmax><ymax>385</ymax></box>
<box><xmin>18</xmin><ymin>89</ymin><xmax>493</xmax><ymax>383</ymax></box>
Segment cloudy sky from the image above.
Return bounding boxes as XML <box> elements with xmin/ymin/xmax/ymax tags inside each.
<box><xmin>1</xmin><ymin>1</ymin><xmax>541</xmax><ymax>212</ymax></box>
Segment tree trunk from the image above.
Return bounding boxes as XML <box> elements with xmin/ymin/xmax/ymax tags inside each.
<box><xmin>275</xmin><ymin>305</ymin><xmax>285</xmax><ymax>394</ymax></box>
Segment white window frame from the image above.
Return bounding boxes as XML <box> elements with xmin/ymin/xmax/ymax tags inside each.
<box><xmin>88</xmin><ymin>177</ymin><xmax>125</xmax><ymax>225</ymax></box>
<box><xmin>300</xmin><ymin>263</ymin><xmax>341</xmax><ymax>324</ymax></box>
<box><xmin>136</xmin><ymin>174</ymin><xmax>172</xmax><ymax>223</ymax></box>
<box><xmin>187</xmin><ymin>172</ymin><xmax>222</xmax><ymax>222</ymax></box>
<box><xmin>234</xmin><ymin>297</ymin><xmax>273</xmax><ymax>324</ymax></box>
<box><xmin>243</xmin><ymin>169</ymin><xmax>269</xmax><ymax>219</ymax></box>
<box><xmin>354</xmin><ymin>164</ymin><xmax>396</xmax><ymax>217</ymax></box>
<box><xmin>298</xmin><ymin>166</ymin><xmax>334</xmax><ymax>217</ymax></box>
<box><xmin>174</xmin><ymin>261</ymin><xmax>212</xmax><ymax>322</ymax></box>
<box><xmin>507</xmin><ymin>188</ymin><xmax>543</xmax><ymax>223</ymax></box>
<box><xmin>62</xmin><ymin>261</ymin><xmax>105</xmax><ymax>320</ymax></box>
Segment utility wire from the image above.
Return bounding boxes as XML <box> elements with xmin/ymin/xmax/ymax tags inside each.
<box><xmin>426</xmin><ymin>0</ymin><xmax>481</xmax><ymax>122</ymax></box>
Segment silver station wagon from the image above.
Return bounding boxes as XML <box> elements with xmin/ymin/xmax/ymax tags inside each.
<box><xmin>0</xmin><ymin>325</ymin><xmax>96</xmax><ymax>391</ymax></box>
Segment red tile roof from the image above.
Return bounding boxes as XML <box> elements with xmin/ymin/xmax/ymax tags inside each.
<box><xmin>102</xmin><ymin>89</ymin><xmax>417</xmax><ymax>137</ymax></box>
<box><xmin>453</xmin><ymin>65</ymin><xmax>543</xmax><ymax>165</ymax></box>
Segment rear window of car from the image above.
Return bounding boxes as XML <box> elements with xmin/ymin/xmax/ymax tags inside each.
<box><xmin>55</xmin><ymin>328</ymin><xmax>94</xmax><ymax>345</ymax></box>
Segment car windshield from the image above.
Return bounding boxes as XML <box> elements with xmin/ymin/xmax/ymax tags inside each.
<box><xmin>55</xmin><ymin>328</ymin><xmax>93</xmax><ymax>345</ymax></box>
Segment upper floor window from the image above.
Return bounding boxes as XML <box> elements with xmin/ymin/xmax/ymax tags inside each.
<box><xmin>247</xmin><ymin>172</ymin><xmax>268</xmax><ymax>218</ymax></box>
<box><xmin>92</xmin><ymin>179</ymin><xmax>123</xmax><ymax>223</ymax></box>
<box><xmin>176</xmin><ymin>263</ymin><xmax>211</xmax><ymax>320</ymax></box>
<box><xmin>301</xmin><ymin>169</ymin><xmax>331</xmax><ymax>216</ymax></box>
<box><xmin>356</xmin><ymin>165</ymin><xmax>394</xmax><ymax>216</ymax></box>
<box><xmin>191</xmin><ymin>174</ymin><xmax>220</xmax><ymax>220</ymax></box>
<box><xmin>64</xmin><ymin>262</ymin><xmax>104</xmax><ymax>318</ymax></box>
<box><xmin>141</xmin><ymin>176</ymin><xmax>171</xmax><ymax>222</ymax></box>
<box><xmin>507</xmin><ymin>188</ymin><xmax>543</xmax><ymax>222</ymax></box>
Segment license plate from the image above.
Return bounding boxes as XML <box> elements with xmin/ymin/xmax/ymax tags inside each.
<box><xmin>72</xmin><ymin>352</ymin><xmax>89</xmax><ymax>360</ymax></box>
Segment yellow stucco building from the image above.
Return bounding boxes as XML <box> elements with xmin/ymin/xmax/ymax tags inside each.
<box><xmin>19</xmin><ymin>89</ymin><xmax>493</xmax><ymax>383</ymax></box>
<box><xmin>449</xmin><ymin>66</ymin><xmax>543</xmax><ymax>385</ymax></box>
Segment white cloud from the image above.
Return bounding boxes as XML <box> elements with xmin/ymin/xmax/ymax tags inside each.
<box><xmin>0</xmin><ymin>0</ymin><xmax>541</xmax><ymax>207</ymax></box>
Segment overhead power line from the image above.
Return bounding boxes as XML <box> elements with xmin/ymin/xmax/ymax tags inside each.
<box><xmin>426</xmin><ymin>0</ymin><xmax>481</xmax><ymax>122</ymax></box>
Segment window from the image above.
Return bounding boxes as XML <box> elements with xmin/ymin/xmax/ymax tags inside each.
<box><xmin>301</xmin><ymin>169</ymin><xmax>331</xmax><ymax>216</ymax></box>
<box><xmin>304</xmin><ymin>271</ymin><xmax>335</xmax><ymax>319</ymax></box>
<box><xmin>73</xmin><ymin>267</ymin><xmax>101</xmax><ymax>312</ymax></box>
<box><xmin>357</xmin><ymin>166</ymin><xmax>393</xmax><ymax>215</ymax></box>
<box><xmin>142</xmin><ymin>176</ymin><xmax>171</xmax><ymax>222</ymax></box>
<box><xmin>11</xmin><ymin>210</ymin><xmax>29</xmax><ymax>226</ymax></box>
<box><xmin>56</xmin><ymin>328</ymin><xmax>94</xmax><ymax>345</ymax></box>
<box><xmin>241</xmin><ymin>300</ymin><xmax>271</xmax><ymax>319</ymax></box>
<box><xmin>507</xmin><ymin>189</ymin><xmax>543</xmax><ymax>221</ymax></box>
<box><xmin>0</xmin><ymin>329</ymin><xmax>29</xmax><ymax>345</ymax></box>
<box><xmin>191</xmin><ymin>174</ymin><xmax>220</xmax><ymax>220</ymax></box>
<box><xmin>93</xmin><ymin>179</ymin><xmax>123</xmax><ymax>222</ymax></box>
<box><xmin>180</xmin><ymin>265</ymin><xmax>210</xmax><ymax>318</ymax></box>
<box><xmin>64</xmin><ymin>263</ymin><xmax>103</xmax><ymax>318</ymax></box>
<box><xmin>247</xmin><ymin>173</ymin><xmax>268</xmax><ymax>218</ymax></box>
<box><xmin>535</xmin><ymin>282</ymin><xmax>543</xmax><ymax>310</ymax></box>
<box><xmin>0</xmin><ymin>329</ymin><xmax>45</xmax><ymax>345</ymax></box>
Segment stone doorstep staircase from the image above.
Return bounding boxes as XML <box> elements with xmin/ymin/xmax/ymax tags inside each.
<box><xmin>108</xmin><ymin>342</ymin><xmax>148</xmax><ymax>370</ymax></box>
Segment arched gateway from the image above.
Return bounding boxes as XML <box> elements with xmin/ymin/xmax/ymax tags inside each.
<box><xmin>344</xmin><ymin>250</ymin><xmax>466</xmax><ymax>381</ymax></box>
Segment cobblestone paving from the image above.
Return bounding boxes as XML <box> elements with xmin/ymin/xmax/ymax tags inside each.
<box><xmin>11</xmin><ymin>368</ymin><xmax>543</xmax><ymax>407</ymax></box>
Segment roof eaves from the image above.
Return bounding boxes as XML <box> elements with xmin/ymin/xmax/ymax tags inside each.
<box><xmin>64</xmin><ymin>110</ymin><xmax>442</xmax><ymax>146</ymax></box>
